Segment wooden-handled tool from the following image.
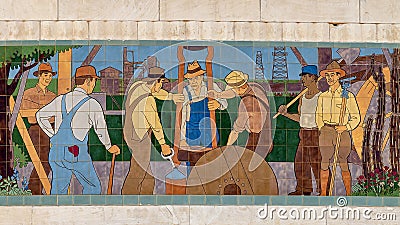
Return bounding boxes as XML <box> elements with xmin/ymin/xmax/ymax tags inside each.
<box><xmin>107</xmin><ymin>153</ymin><xmax>116</xmax><ymax>195</ymax></box>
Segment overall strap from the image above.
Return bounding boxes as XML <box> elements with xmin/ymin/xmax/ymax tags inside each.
<box><xmin>67</xmin><ymin>96</ymin><xmax>91</xmax><ymax>119</ymax></box>
<box><xmin>61</xmin><ymin>95</ymin><xmax>67</xmax><ymax>117</ymax></box>
<box><xmin>241</xmin><ymin>94</ymin><xmax>269</xmax><ymax>111</ymax></box>
<box><xmin>185</xmin><ymin>85</ymin><xmax>193</xmax><ymax>102</ymax></box>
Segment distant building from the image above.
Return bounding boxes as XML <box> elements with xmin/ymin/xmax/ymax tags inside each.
<box><xmin>99</xmin><ymin>66</ymin><xmax>122</xmax><ymax>95</ymax></box>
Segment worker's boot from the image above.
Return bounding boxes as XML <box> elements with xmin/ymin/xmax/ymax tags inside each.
<box><xmin>342</xmin><ymin>171</ymin><xmax>352</xmax><ymax>196</ymax></box>
<box><xmin>320</xmin><ymin>169</ymin><xmax>329</xmax><ymax>196</ymax></box>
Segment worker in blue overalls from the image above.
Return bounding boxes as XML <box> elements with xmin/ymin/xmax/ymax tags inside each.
<box><xmin>36</xmin><ymin>65</ymin><xmax>120</xmax><ymax>194</ymax></box>
<box><xmin>180</xmin><ymin>61</ymin><xmax>228</xmax><ymax>149</ymax></box>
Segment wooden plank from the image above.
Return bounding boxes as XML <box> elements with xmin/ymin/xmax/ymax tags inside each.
<box><xmin>58</xmin><ymin>49</ymin><xmax>72</xmax><ymax>95</ymax></box>
<box><xmin>9</xmin><ymin>97</ymin><xmax>51</xmax><ymax>195</ymax></box>
<box><xmin>206</xmin><ymin>46</ymin><xmax>217</xmax><ymax>149</ymax></box>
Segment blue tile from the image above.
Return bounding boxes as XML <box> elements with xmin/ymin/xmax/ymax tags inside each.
<box><xmin>221</xmin><ymin>196</ymin><xmax>237</xmax><ymax>205</ymax></box>
<box><xmin>383</xmin><ymin>197</ymin><xmax>399</xmax><ymax>207</ymax></box>
<box><xmin>238</xmin><ymin>196</ymin><xmax>253</xmax><ymax>205</ymax></box>
<box><xmin>41</xmin><ymin>196</ymin><xmax>57</xmax><ymax>206</ymax></box>
<box><xmin>172</xmin><ymin>195</ymin><xmax>188</xmax><ymax>205</ymax></box>
<box><xmin>366</xmin><ymin>197</ymin><xmax>383</xmax><ymax>207</ymax></box>
<box><xmin>157</xmin><ymin>195</ymin><xmax>172</xmax><ymax>205</ymax></box>
<box><xmin>0</xmin><ymin>196</ymin><xmax>7</xmax><ymax>206</ymax></box>
<box><xmin>286</xmin><ymin>196</ymin><xmax>303</xmax><ymax>206</ymax></box>
<box><xmin>206</xmin><ymin>195</ymin><xmax>221</xmax><ymax>205</ymax></box>
<box><xmin>57</xmin><ymin>196</ymin><xmax>73</xmax><ymax>205</ymax></box>
<box><xmin>106</xmin><ymin>195</ymin><xmax>123</xmax><ymax>205</ymax></box>
<box><xmin>349</xmin><ymin>196</ymin><xmax>366</xmax><ymax>207</ymax></box>
<box><xmin>139</xmin><ymin>195</ymin><xmax>156</xmax><ymax>205</ymax></box>
<box><xmin>303</xmin><ymin>196</ymin><xmax>319</xmax><ymax>206</ymax></box>
<box><xmin>269</xmin><ymin>196</ymin><xmax>286</xmax><ymax>205</ymax></box>
<box><xmin>319</xmin><ymin>196</ymin><xmax>336</xmax><ymax>206</ymax></box>
<box><xmin>254</xmin><ymin>196</ymin><xmax>270</xmax><ymax>205</ymax></box>
<box><xmin>8</xmin><ymin>196</ymin><xmax>24</xmax><ymax>205</ymax></box>
<box><xmin>189</xmin><ymin>196</ymin><xmax>205</xmax><ymax>205</ymax></box>
<box><xmin>334</xmin><ymin>196</ymin><xmax>350</xmax><ymax>207</ymax></box>
<box><xmin>73</xmin><ymin>195</ymin><xmax>91</xmax><ymax>205</ymax></box>
<box><xmin>91</xmin><ymin>195</ymin><xmax>106</xmax><ymax>205</ymax></box>
<box><xmin>123</xmin><ymin>195</ymin><xmax>138</xmax><ymax>205</ymax></box>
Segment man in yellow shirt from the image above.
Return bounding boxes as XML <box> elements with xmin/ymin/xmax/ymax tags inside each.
<box><xmin>316</xmin><ymin>61</ymin><xmax>360</xmax><ymax>196</ymax></box>
<box><xmin>122</xmin><ymin>67</ymin><xmax>184</xmax><ymax>194</ymax></box>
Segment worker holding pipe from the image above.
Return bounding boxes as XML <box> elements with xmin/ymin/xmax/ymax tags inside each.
<box><xmin>316</xmin><ymin>61</ymin><xmax>360</xmax><ymax>196</ymax></box>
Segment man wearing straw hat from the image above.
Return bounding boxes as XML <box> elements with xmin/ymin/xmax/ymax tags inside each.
<box><xmin>209</xmin><ymin>70</ymin><xmax>273</xmax><ymax>170</ymax></box>
<box><xmin>20</xmin><ymin>63</ymin><xmax>57</xmax><ymax>194</ymax></box>
<box><xmin>316</xmin><ymin>61</ymin><xmax>360</xmax><ymax>196</ymax></box>
<box><xmin>180</xmin><ymin>61</ymin><xmax>227</xmax><ymax>149</ymax></box>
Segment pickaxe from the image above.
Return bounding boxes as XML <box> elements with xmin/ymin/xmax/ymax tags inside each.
<box><xmin>337</xmin><ymin>48</ymin><xmax>361</xmax><ymax>65</ymax></box>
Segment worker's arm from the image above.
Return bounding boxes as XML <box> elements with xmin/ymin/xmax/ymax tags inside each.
<box><xmin>88</xmin><ymin>99</ymin><xmax>113</xmax><ymax>150</ymax></box>
<box><xmin>278</xmin><ymin>97</ymin><xmax>301</xmax><ymax>122</ymax></box>
<box><xmin>208</xmin><ymin>88</ymin><xmax>237</xmax><ymax>100</ymax></box>
<box><xmin>316</xmin><ymin>94</ymin><xmax>324</xmax><ymax>130</ymax></box>
<box><xmin>345</xmin><ymin>93</ymin><xmax>361</xmax><ymax>131</ymax></box>
<box><xmin>153</xmin><ymin>89</ymin><xmax>184</xmax><ymax>104</ymax></box>
<box><xmin>212</xmin><ymin>83</ymin><xmax>228</xmax><ymax>110</ymax></box>
<box><xmin>36</xmin><ymin>96</ymin><xmax>60</xmax><ymax>138</ymax></box>
<box><xmin>144</xmin><ymin>97</ymin><xmax>166</xmax><ymax>145</ymax></box>
<box><xmin>227</xmin><ymin>102</ymin><xmax>248</xmax><ymax>145</ymax></box>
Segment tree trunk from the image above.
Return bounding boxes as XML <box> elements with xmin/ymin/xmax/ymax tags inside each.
<box><xmin>0</xmin><ymin>66</ymin><xmax>13</xmax><ymax>179</ymax></box>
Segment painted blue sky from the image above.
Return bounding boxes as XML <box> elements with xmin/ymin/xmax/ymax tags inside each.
<box><xmin>9</xmin><ymin>44</ymin><xmax>386</xmax><ymax>81</ymax></box>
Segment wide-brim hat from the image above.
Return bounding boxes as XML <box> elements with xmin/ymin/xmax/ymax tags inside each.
<box><xmin>142</xmin><ymin>66</ymin><xmax>170</xmax><ymax>82</ymax></box>
<box><xmin>33</xmin><ymin>63</ymin><xmax>57</xmax><ymax>76</ymax></box>
<box><xmin>75</xmin><ymin>65</ymin><xmax>100</xmax><ymax>80</ymax></box>
<box><xmin>319</xmin><ymin>61</ymin><xmax>346</xmax><ymax>78</ymax></box>
<box><xmin>184</xmin><ymin>60</ymin><xmax>206</xmax><ymax>78</ymax></box>
<box><xmin>224</xmin><ymin>70</ymin><xmax>249</xmax><ymax>89</ymax></box>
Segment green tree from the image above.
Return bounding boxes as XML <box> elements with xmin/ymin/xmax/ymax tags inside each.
<box><xmin>0</xmin><ymin>45</ymin><xmax>78</xmax><ymax>179</ymax></box>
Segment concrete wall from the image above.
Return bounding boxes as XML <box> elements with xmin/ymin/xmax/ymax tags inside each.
<box><xmin>0</xmin><ymin>0</ymin><xmax>399</xmax><ymax>42</ymax></box>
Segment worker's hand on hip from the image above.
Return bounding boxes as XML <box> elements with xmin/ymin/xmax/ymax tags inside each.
<box><xmin>108</xmin><ymin>145</ymin><xmax>121</xmax><ymax>155</ymax></box>
<box><xmin>278</xmin><ymin>105</ymin><xmax>288</xmax><ymax>115</ymax></box>
<box><xmin>207</xmin><ymin>90</ymin><xmax>220</xmax><ymax>99</ymax></box>
<box><xmin>335</xmin><ymin>125</ymin><xmax>347</xmax><ymax>134</ymax></box>
<box><xmin>161</xmin><ymin>144</ymin><xmax>172</xmax><ymax>156</ymax></box>
<box><xmin>208</xmin><ymin>99</ymin><xmax>221</xmax><ymax>111</ymax></box>
<box><xmin>172</xmin><ymin>94</ymin><xmax>184</xmax><ymax>104</ymax></box>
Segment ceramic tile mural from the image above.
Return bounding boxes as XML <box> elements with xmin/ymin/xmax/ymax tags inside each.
<box><xmin>0</xmin><ymin>41</ymin><xmax>397</xmax><ymax>198</ymax></box>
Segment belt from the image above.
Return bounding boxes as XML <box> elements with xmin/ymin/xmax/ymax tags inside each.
<box><xmin>324</xmin><ymin>123</ymin><xmax>339</xmax><ymax>128</ymax></box>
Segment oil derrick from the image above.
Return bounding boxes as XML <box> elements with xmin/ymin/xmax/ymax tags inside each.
<box><xmin>123</xmin><ymin>47</ymin><xmax>134</xmax><ymax>93</ymax></box>
<box><xmin>122</xmin><ymin>47</ymin><xmax>143</xmax><ymax>93</ymax></box>
<box><xmin>272</xmin><ymin>47</ymin><xmax>289</xmax><ymax>81</ymax></box>
<box><xmin>255</xmin><ymin>51</ymin><xmax>265</xmax><ymax>80</ymax></box>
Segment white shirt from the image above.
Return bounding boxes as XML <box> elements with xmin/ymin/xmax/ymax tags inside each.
<box><xmin>36</xmin><ymin>87</ymin><xmax>112</xmax><ymax>149</ymax></box>
<box><xmin>181</xmin><ymin>81</ymin><xmax>228</xmax><ymax>140</ymax></box>
<box><xmin>300</xmin><ymin>92</ymin><xmax>321</xmax><ymax>129</ymax></box>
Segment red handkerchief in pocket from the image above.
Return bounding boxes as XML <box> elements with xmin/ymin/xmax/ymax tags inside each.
<box><xmin>68</xmin><ymin>145</ymin><xmax>79</xmax><ymax>157</ymax></box>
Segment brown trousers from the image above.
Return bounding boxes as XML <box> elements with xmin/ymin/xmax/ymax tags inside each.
<box><xmin>319</xmin><ymin>125</ymin><xmax>351</xmax><ymax>171</ymax></box>
<box><xmin>28</xmin><ymin>124</ymin><xmax>51</xmax><ymax>195</ymax></box>
<box><xmin>294</xmin><ymin>128</ymin><xmax>321</xmax><ymax>193</ymax></box>
<box><xmin>121</xmin><ymin>130</ymin><xmax>155</xmax><ymax>195</ymax></box>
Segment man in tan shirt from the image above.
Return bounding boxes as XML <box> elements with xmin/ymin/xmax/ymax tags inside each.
<box><xmin>20</xmin><ymin>63</ymin><xmax>56</xmax><ymax>195</ymax></box>
<box><xmin>122</xmin><ymin>67</ymin><xmax>184</xmax><ymax>194</ymax></box>
<box><xmin>316</xmin><ymin>61</ymin><xmax>360</xmax><ymax>196</ymax></box>
<box><xmin>209</xmin><ymin>70</ymin><xmax>273</xmax><ymax>171</ymax></box>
